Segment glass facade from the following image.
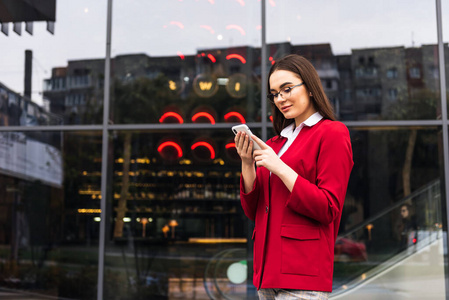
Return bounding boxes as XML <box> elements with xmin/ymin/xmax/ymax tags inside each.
<box><xmin>0</xmin><ymin>1</ymin><xmax>448</xmax><ymax>299</ymax></box>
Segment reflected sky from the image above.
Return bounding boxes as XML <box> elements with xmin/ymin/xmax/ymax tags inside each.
<box><xmin>0</xmin><ymin>0</ymin><xmax>444</xmax><ymax>105</ymax></box>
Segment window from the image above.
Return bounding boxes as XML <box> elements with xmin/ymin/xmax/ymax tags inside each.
<box><xmin>409</xmin><ymin>67</ymin><xmax>421</xmax><ymax>79</ymax></box>
<box><xmin>356</xmin><ymin>88</ymin><xmax>381</xmax><ymax>98</ymax></box>
<box><xmin>429</xmin><ymin>66</ymin><xmax>439</xmax><ymax>79</ymax></box>
<box><xmin>355</xmin><ymin>67</ymin><xmax>378</xmax><ymax>78</ymax></box>
<box><xmin>388</xmin><ymin>88</ymin><xmax>398</xmax><ymax>100</ymax></box>
<box><xmin>386</xmin><ymin>68</ymin><xmax>398</xmax><ymax>79</ymax></box>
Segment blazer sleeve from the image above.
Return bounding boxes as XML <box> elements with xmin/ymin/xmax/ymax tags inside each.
<box><xmin>240</xmin><ymin>171</ymin><xmax>261</xmax><ymax>221</ymax></box>
<box><xmin>285</xmin><ymin>122</ymin><xmax>353</xmax><ymax>225</ymax></box>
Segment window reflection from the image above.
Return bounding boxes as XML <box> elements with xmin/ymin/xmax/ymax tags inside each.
<box><xmin>105</xmin><ymin>129</ymin><xmax>250</xmax><ymax>299</ymax></box>
<box><xmin>110</xmin><ymin>49</ymin><xmax>262</xmax><ymax>124</ymax></box>
<box><xmin>0</xmin><ymin>83</ymin><xmax>62</xmax><ymax>126</ymax></box>
<box><xmin>45</xmin><ymin>40</ymin><xmax>446</xmax><ymax>124</ymax></box>
<box><xmin>335</xmin><ymin>128</ymin><xmax>442</xmax><ymax>292</ymax></box>
<box><xmin>109</xmin><ymin>129</ymin><xmax>246</xmax><ymax>241</ymax></box>
<box><xmin>0</xmin><ymin>131</ymin><xmax>101</xmax><ymax>299</ymax></box>
<box><xmin>36</xmin><ymin>17</ymin><xmax>443</xmax><ymax>124</ymax></box>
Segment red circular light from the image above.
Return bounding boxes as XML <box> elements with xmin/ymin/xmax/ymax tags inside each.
<box><xmin>191</xmin><ymin>141</ymin><xmax>216</xmax><ymax>159</ymax></box>
<box><xmin>159</xmin><ymin>112</ymin><xmax>184</xmax><ymax>124</ymax></box>
<box><xmin>192</xmin><ymin>112</ymin><xmax>216</xmax><ymax>124</ymax></box>
<box><xmin>226</xmin><ymin>54</ymin><xmax>246</xmax><ymax>64</ymax></box>
<box><xmin>157</xmin><ymin>141</ymin><xmax>183</xmax><ymax>160</ymax></box>
<box><xmin>224</xmin><ymin>112</ymin><xmax>246</xmax><ymax>123</ymax></box>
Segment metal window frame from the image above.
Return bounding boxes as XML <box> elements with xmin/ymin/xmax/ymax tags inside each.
<box><xmin>436</xmin><ymin>1</ymin><xmax>449</xmax><ymax>299</ymax></box>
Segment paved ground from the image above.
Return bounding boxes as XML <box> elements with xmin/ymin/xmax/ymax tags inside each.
<box><xmin>0</xmin><ymin>291</ymin><xmax>55</xmax><ymax>299</ymax></box>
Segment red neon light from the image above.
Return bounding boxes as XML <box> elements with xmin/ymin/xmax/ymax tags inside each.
<box><xmin>192</xmin><ymin>112</ymin><xmax>216</xmax><ymax>124</ymax></box>
<box><xmin>191</xmin><ymin>142</ymin><xmax>215</xmax><ymax>159</ymax></box>
<box><xmin>157</xmin><ymin>141</ymin><xmax>183</xmax><ymax>158</ymax></box>
<box><xmin>177</xmin><ymin>51</ymin><xmax>185</xmax><ymax>60</ymax></box>
<box><xmin>269</xmin><ymin>116</ymin><xmax>273</xmax><ymax>122</ymax></box>
<box><xmin>226</xmin><ymin>24</ymin><xmax>246</xmax><ymax>36</ymax></box>
<box><xmin>170</xmin><ymin>21</ymin><xmax>184</xmax><ymax>29</ymax></box>
<box><xmin>224</xmin><ymin>112</ymin><xmax>246</xmax><ymax>123</ymax></box>
<box><xmin>207</xmin><ymin>54</ymin><xmax>216</xmax><ymax>63</ymax></box>
<box><xmin>226</xmin><ymin>54</ymin><xmax>246</xmax><ymax>64</ymax></box>
<box><xmin>159</xmin><ymin>112</ymin><xmax>184</xmax><ymax>124</ymax></box>
<box><xmin>200</xmin><ymin>25</ymin><xmax>215</xmax><ymax>34</ymax></box>
<box><xmin>226</xmin><ymin>143</ymin><xmax>236</xmax><ymax>149</ymax></box>
<box><xmin>236</xmin><ymin>0</ymin><xmax>245</xmax><ymax>6</ymax></box>
<box><xmin>269</xmin><ymin>0</ymin><xmax>276</xmax><ymax>7</ymax></box>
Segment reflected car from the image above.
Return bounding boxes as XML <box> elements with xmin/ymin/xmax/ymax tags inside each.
<box><xmin>334</xmin><ymin>237</ymin><xmax>367</xmax><ymax>262</ymax></box>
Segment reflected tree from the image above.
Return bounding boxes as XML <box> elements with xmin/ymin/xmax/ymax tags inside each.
<box><xmin>386</xmin><ymin>89</ymin><xmax>438</xmax><ymax>197</ymax></box>
<box><xmin>112</xmin><ymin>75</ymin><xmax>175</xmax><ymax>238</ymax></box>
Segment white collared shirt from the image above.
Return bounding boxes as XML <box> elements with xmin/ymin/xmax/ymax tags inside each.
<box><xmin>277</xmin><ymin>112</ymin><xmax>323</xmax><ymax>157</ymax></box>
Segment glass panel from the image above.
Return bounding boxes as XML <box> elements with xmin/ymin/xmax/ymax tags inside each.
<box><xmin>443</xmin><ymin>1</ymin><xmax>449</xmax><ymax>118</ymax></box>
<box><xmin>266</xmin><ymin>1</ymin><xmax>440</xmax><ymax>121</ymax></box>
<box><xmin>0</xmin><ymin>131</ymin><xmax>101</xmax><ymax>298</ymax></box>
<box><xmin>104</xmin><ymin>129</ymin><xmax>257</xmax><ymax>299</ymax></box>
<box><xmin>333</xmin><ymin>127</ymin><xmax>444</xmax><ymax>297</ymax></box>
<box><xmin>0</xmin><ymin>83</ymin><xmax>63</xmax><ymax>126</ymax></box>
<box><xmin>110</xmin><ymin>1</ymin><xmax>262</xmax><ymax>125</ymax></box>
<box><xmin>0</xmin><ymin>2</ymin><xmax>107</xmax><ymax>125</ymax></box>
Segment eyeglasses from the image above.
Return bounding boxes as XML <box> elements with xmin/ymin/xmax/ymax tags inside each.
<box><xmin>267</xmin><ymin>82</ymin><xmax>305</xmax><ymax>102</ymax></box>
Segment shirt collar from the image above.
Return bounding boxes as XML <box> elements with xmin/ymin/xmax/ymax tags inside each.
<box><xmin>280</xmin><ymin>112</ymin><xmax>323</xmax><ymax>138</ymax></box>
<box><xmin>304</xmin><ymin>111</ymin><xmax>323</xmax><ymax>127</ymax></box>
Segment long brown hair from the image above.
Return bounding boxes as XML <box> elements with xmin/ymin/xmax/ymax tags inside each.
<box><xmin>268</xmin><ymin>54</ymin><xmax>335</xmax><ymax>136</ymax></box>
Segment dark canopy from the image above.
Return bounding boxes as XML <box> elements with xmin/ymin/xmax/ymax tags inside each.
<box><xmin>0</xmin><ymin>0</ymin><xmax>56</xmax><ymax>23</ymax></box>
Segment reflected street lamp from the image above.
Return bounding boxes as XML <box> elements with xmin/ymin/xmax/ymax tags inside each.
<box><xmin>141</xmin><ymin>217</ymin><xmax>148</xmax><ymax>237</ymax></box>
<box><xmin>162</xmin><ymin>224</ymin><xmax>170</xmax><ymax>238</ymax></box>
<box><xmin>169</xmin><ymin>219</ymin><xmax>179</xmax><ymax>239</ymax></box>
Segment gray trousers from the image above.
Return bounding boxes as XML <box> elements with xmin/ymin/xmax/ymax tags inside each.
<box><xmin>258</xmin><ymin>289</ymin><xmax>329</xmax><ymax>300</ymax></box>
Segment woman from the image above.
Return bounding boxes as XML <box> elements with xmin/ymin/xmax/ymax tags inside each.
<box><xmin>396</xmin><ymin>204</ymin><xmax>418</xmax><ymax>251</ymax></box>
<box><xmin>235</xmin><ymin>54</ymin><xmax>353</xmax><ymax>299</ymax></box>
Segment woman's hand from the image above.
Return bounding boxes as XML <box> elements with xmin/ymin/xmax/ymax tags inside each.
<box><xmin>235</xmin><ymin>132</ymin><xmax>257</xmax><ymax>193</ymax></box>
<box><xmin>251</xmin><ymin>135</ymin><xmax>298</xmax><ymax>192</ymax></box>
<box><xmin>251</xmin><ymin>135</ymin><xmax>282</xmax><ymax>174</ymax></box>
<box><xmin>234</xmin><ymin>131</ymin><xmax>255</xmax><ymax>166</ymax></box>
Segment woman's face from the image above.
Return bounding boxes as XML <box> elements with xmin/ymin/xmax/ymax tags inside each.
<box><xmin>401</xmin><ymin>206</ymin><xmax>409</xmax><ymax>219</ymax></box>
<box><xmin>269</xmin><ymin>70</ymin><xmax>316</xmax><ymax>127</ymax></box>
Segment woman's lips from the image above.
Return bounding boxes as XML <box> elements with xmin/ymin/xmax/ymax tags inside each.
<box><xmin>281</xmin><ymin>105</ymin><xmax>292</xmax><ymax>112</ymax></box>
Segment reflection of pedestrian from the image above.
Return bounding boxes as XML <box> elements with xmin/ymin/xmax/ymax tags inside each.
<box><xmin>396</xmin><ymin>204</ymin><xmax>418</xmax><ymax>250</ymax></box>
<box><xmin>235</xmin><ymin>54</ymin><xmax>353</xmax><ymax>299</ymax></box>
<box><xmin>0</xmin><ymin>89</ymin><xmax>9</xmax><ymax>126</ymax></box>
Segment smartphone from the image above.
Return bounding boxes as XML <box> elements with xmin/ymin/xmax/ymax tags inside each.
<box><xmin>231</xmin><ymin>124</ymin><xmax>261</xmax><ymax>150</ymax></box>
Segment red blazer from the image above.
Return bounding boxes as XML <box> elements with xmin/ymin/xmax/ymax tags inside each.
<box><xmin>240</xmin><ymin>119</ymin><xmax>353</xmax><ymax>292</ymax></box>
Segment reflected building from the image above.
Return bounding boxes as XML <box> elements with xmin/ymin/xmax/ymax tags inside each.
<box><xmin>43</xmin><ymin>59</ymin><xmax>104</xmax><ymax>124</ymax></box>
<box><xmin>43</xmin><ymin>42</ymin><xmax>448</xmax><ymax>124</ymax></box>
<box><xmin>351</xmin><ymin>46</ymin><xmax>408</xmax><ymax>119</ymax></box>
<box><xmin>43</xmin><ymin>43</ymin><xmax>341</xmax><ymax>124</ymax></box>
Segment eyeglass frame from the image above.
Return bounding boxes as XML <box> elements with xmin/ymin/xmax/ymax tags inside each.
<box><xmin>267</xmin><ymin>82</ymin><xmax>305</xmax><ymax>103</ymax></box>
